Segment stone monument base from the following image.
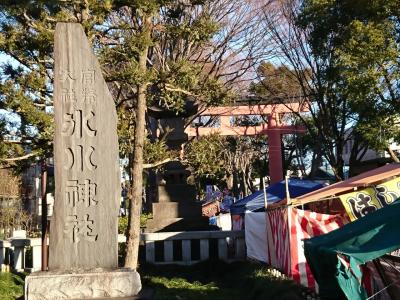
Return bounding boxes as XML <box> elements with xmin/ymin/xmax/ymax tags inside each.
<box><xmin>25</xmin><ymin>268</ymin><xmax>141</xmax><ymax>300</ymax></box>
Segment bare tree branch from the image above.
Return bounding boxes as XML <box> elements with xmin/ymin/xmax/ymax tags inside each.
<box><xmin>1</xmin><ymin>152</ymin><xmax>38</xmax><ymax>162</ymax></box>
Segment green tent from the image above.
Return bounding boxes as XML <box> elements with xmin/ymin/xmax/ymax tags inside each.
<box><xmin>304</xmin><ymin>200</ymin><xmax>400</xmax><ymax>300</ymax></box>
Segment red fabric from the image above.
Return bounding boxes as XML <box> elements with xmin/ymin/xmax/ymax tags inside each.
<box><xmin>266</xmin><ymin>208</ymin><xmax>290</xmax><ymax>274</ymax></box>
<box><xmin>266</xmin><ymin>207</ymin><xmax>347</xmax><ymax>291</ymax></box>
<box><xmin>231</xmin><ymin>215</ymin><xmax>244</xmax><ymax>230</ymax></box>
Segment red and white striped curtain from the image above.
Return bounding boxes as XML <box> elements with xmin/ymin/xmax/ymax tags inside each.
<box><xmin>266</xmin><ymin>207</ymin><xmax>348</xmax><ymax>291</ymax></box>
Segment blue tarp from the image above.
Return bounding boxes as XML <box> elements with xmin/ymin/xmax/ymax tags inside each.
<box><xmin>230</xmin><ymin>179</ymin><xmax>324</xmax><ymax>215</ymax></box>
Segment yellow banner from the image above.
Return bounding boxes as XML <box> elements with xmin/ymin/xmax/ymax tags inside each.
<box><xmin>339</xmin><ymin>176</ymin><xmax>400</xmax><ymax>221</ymax></box>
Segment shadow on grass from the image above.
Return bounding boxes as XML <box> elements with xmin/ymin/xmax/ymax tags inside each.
<box><xmin>139</xmin><ymin>260</ymin><xmax>306</xmax><ymax>300</ymax></box>
<box><xmin>0</xmin><ymin>272</ymin><xmax>25</xmax><ymax>300</ymax></box>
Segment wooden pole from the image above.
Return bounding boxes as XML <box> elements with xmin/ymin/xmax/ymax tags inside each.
<box><xmin>263</xmin><ymin>177</ymin><xmax>268</xmax><ymax>209</ymax></box>
<box><xmin>285</xmin><ymin>174</ymin><xmax>291</xmax><ymax>205</ymax></box>
<box><xmin>41</xmin><ymin>161</ymin><xmax>48</xmax><ymax>271</ymax></box>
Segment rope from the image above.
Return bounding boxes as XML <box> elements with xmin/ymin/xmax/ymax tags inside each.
<box><xmin>366</xmin><ymin>277</ymin><xmax>400</xmax><ymax>300</ymax></box>
<box><xmin>366</xmin><ymin>258</ymin><xmax>400</xmax><ymax>300</ymax></box>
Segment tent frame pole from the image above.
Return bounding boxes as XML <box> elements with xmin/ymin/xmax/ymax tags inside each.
<box><xmin>285</xmin><ymin>174</ymin><xmax>291</xmax><ymax>205</ymax></box>
<box><xmin>263</xmin><ymin>177</ymin><xmax>268</xmax><ymax>209</ymax></box>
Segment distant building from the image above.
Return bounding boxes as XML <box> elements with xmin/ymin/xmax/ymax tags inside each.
<box><xmin>342</xmin><ymin>129</ymin><xmax>399</xmax><ymax>175</ymax></box>
<box><xmin>0</xmin><ymin>169</ymin><xmax>21</xmax><ymax>209</ymax></box>
<box><xmin>1</xmin><ymin>163</ymin><xmax>55</xmax><ymax>223</ymax></box>
<box><xmin>343</xmin><ymin>140</ymin><xmax>400</xmax><ymax>165</ymax></box>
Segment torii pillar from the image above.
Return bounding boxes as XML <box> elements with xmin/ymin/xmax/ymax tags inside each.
<box><xmin>267</xmin><ymin>113</ymin><xmax>283</xmax><ymax>184</ymax></box>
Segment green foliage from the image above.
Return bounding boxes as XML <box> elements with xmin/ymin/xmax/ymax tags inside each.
<box><xmin>140</xmin><ymin>261</ymin><xmax>305</xmax><ymax>300</ymax></box>
<box><xmin>118</xmin><ymin>215</ymin><xmax>129</xmax><ymax>234</ymax></box>
<box><xmin>0</xmin><ymin>0</ymin><xmax>228</xmax><ymax>170</ymax></box>
<box><xmin>0</xmin><ymin>272</ymin><xmax>24</xmax><ymax>300</ymax></box>
<box><xmin>144</xmin><ymin>138</ymin><xmax>176</xmax><ymax>167</ymax></box>
<box><xmin>118</xmin><ymin>104</ymin><xmax>175</xmax><ymax>165</ymax></box>
<box><xmin>150</xmin><ymin>276</ymin><xmax>218</xmax><ymax>298</ymax></box>
<box><xmin>250</xmin><ymin>62</ymin><xmax>307</xmax><ymax>101</ymax></box>
<box><xmin>118</xmin><ymin>213</ymin><xmax>152</xmax><ymax>234</ymax></box>
<box><xmin>0</xmin><ymin>1</ymin><xmax>114</xmax><ymax>167</ymax></box>
<box><xmin>99</xmin><ymin>1</ymin><xmax>228</xmax><ymax>114</ymax></box>
<box><xmin>184</xmin><ymin>134</ymin><xmax>226</xmax><ymax>180</ymax></box>
<box><xmin>140</xmin><ymin>213</ymin><xmax>152</xmax><ymax>227</ymax></box>
<box><xmin>337</xmin><ymin>19</ymin><xmax>400</xmax><ymax>152</ymax></box>
<box><xmin>184</xmin><ymin>134</ymin><xmax>268</xmax><ymax>196</ymax></box>
<box><xmin>153</xmin><ymin>61</ymin><xmax>201</xmax><ymax>112</ymax></box>
<box><xmin>253</xmin><ymin>0</ymin><xmax>400</xmax><ymax>177</ymax></box>
<box><xmin>117</xmin><ymin>106</ymin><xmax>135</xmax><ymax>158</ymax></box>
<box><xmin>298</xmin><ymin>0</ymin><xmax>400</xmax><ymax>155</ymax></box>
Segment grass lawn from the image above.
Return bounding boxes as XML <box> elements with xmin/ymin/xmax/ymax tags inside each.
<box><xmin>0</xmin><ymin>272</ymin><xmax>24</xmax><ymax>300</ymax></box>
<box><xmin>140</xmin><ymin>260</ymin><xmax>309</xmax><ymax>300</ymax></box>
<box><xmin>0</xmin><ymin>261</ymin><xmax>310</xmax><ymax>300</ymax></box>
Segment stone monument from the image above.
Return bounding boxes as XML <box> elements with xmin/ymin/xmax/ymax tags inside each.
<box><xmin>145</xmin><ymin>116</ymin><xmax>210</xmax><ymax>232</ymax></box>
<box><xmin>25</xmin><ymin>23</ymin><xmax>141</xmax><ymax>299</ymax></box>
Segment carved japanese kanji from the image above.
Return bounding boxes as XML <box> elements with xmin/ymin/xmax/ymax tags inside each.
<box><xmin>51</xmin><ymin>23</ymin><xmax>120</xmax><ymax>270</ymax></box>
<box><xmin>65</xmin><ymin>179</ymin><xmax>97</xmax><ymax>207</ymax></box>
<box><xmin>83</xmin><ymin>88</ymin><xmax>96</xmax><ymax>103</ymax></box>
<box><xmin>59</xmin><ymin>70</ymin><xmax>76</xmax><ymax>84</ymax></box>
<box><xmin>64</xmin><ymin>145</ymin><xmax>97</xmax><ymax>171</ymax></box>
<box><xmin>64</xmin><ymin>214</ymin><xmax>98</xmax><ymax>243</ymax></box>
<box><xmin>82</xmin><ymin>70</ymin><xmax>95</xmax><ymax>85</ymax></box>
<box><xmin>61</xmin><ymin>88</ymin><xmax>77</xmax><ymax>103</ymax></box>
<box><xmin>62</xmin><ymin>110</ymin><xmax>97</xmax><ymax>138</ymax></box>
<box><xmin>82</xmin><ymin>70</ymin><xmax>96</xmax><ymax>103</ymax></box>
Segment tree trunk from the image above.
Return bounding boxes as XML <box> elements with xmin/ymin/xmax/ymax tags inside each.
<box><xmin>334</xmin><ymin>141</ymin><xmax>345</xmax><ymax>180</ymax></box>
<box><xmin>232</xmin><ymin>168</ymin><xmax>240</xmax><ymax>198</ymax></box>
<box><xmin>331</xmin><ymin>157</ymin><xmax>344</xmax><ymax>181</ymax></box>
<box><xmin>386</xmin><ymin>145</ymin><xmax>400</xmax><ymax>163</ymax></box>
<box><xmin>348</xmin><ymin>136</ymin><xmax>368</xmax><ymax>177</ymax></box>
<box><xmin>309</xmin><ymin>149</ymin><xmax>322</xmax><ymax>178</ymax></box>
<box><xmin>245</xmin><ymin>165</ymin><xmax>254</xmax><ymax>193</ymax></box>
<box><xmin>240</xmin><ymin>170</ymin><xmax>248</xmax><ymax>197</ymax></box>
<box><xmin>124</xmin><ymin>16</ymin><xmax>151</xmax><ymax>269</ymax></box>
<box><xmin>225</xmin><ymin>172</ymin><xmax>233</xmax><ymax>190</ymax></box>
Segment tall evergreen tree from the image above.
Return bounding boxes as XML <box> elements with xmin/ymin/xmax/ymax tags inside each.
<box><xmin>0</xmin><ymin>0</ymin><xmax>264</xmax><ymax>268</ymax></box>
<box><xmin>297</xmin><ymin>0</ymin><xmax>400</xmax><ymax>162</ymax></box>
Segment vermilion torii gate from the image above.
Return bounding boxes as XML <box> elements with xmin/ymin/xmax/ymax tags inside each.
<box><xmin>184</xmin><ymin>103</ymin><xmax>308</xmax><ymax>184</ymax></box>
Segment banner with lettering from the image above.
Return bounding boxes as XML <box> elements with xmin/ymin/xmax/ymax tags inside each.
<box><xmin>339</xmin><ymin>177</ymin><xmax>400</xmax><ymax>221</ymax></box>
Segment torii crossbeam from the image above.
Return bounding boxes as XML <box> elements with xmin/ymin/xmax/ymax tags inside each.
<box><xmin>185</xmin><ymin>103</ymin><xmax>308</xmax><ymax>184</ymax></box>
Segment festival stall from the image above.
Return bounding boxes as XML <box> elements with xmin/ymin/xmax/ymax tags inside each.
<box><xmin>285</xmin><ymin>163</ymin><xmax>400</xmax><ymax>218</ymax></box>
<box><xmin>304</xmin><ymin>200</ymin><xmax>400</xmax><ymax>300</ymax></box>
<box><xmin>231</xmin><ymin>180</ymin><xmax>324</xmax><ymax>262</ymax></box>
<box><xmin>230</xmin><ymin>179</ymin><xmax>324</xmax><ymax>215</ymax></box>
<box><xmin>265</xmin><ymin>163</ymin><xmax>400</xmax><ymax>293</ymax></box>
<box><xmin>244</xmin><ymin>211</ymin><xmax>268</xmax><ymax>262</ymax></box>
<box><xmin>265</xmin><ymin>205</ymin><xmax>347</xmax><ymax>290</ymax></box>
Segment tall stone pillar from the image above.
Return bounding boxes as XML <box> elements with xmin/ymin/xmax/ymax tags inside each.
<box><xmin>25</xmin><ymin>23</ymin><xmax>141</xmax><ymax>300</ymax></box>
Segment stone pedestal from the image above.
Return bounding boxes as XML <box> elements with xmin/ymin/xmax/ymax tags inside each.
<box><xmin>25</xmin><ymin>269</ymin><xmax>141</xmax><ymax>300</ymax></box>
<box><xmin>146</xmin><ymin>174</ymin><xmax>209</xmax><ymax>232</ymax></box>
